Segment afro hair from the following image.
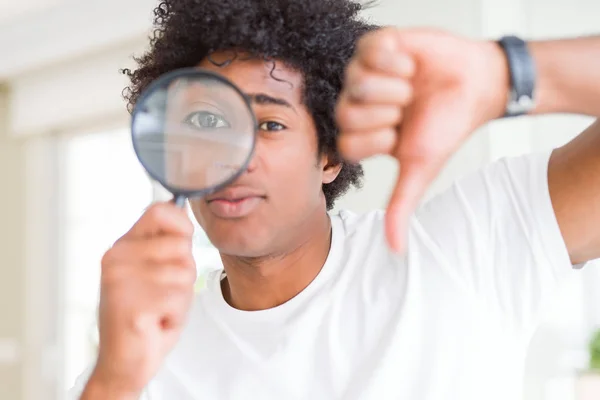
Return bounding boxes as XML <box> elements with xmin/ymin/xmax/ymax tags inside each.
<box><xmin>123</xmin><ymin>0</ymin><xmax>379</xmax><ymax>210</ymax></box>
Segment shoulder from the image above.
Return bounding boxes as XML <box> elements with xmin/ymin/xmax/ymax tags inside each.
<box><xmin>329</xmin><ymin>208</ymin><xmax>403</xmax><ymax>276</ymax></box>
<box><xmin>329</xmin><ymin>209</ymin><xmax>391</xmax><ymax>257</ymax></box>
<box><xmin>415</xmin><ymin>151</ymin><xmax>553</xmax><ymax>232</ymax></box>
<box><xmin>331</xmin><ymin>208</ymin><xmax>386</xmax><ymax>236</ymax></box>
<box><xmin>330</xmin><ymin>151</ymin><xmax>554</xmax><ymax>270</ymax></box>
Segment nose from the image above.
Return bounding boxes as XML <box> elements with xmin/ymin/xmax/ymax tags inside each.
<box><xmin>244</xmin><ymin>142</ymin><xmax>260</xmax><ymax>173</ymax></box>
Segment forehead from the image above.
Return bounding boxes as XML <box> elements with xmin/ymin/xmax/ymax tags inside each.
<box><xmin>197</xmin><ymin>52</ymin><xmax>303</xmax><ymax>105</ymax></box>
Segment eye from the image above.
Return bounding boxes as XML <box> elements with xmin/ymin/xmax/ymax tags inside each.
<box><xmin>259</xmin><ymin>121</ymin><xmax>286</xmax><ymax>131</ymax></box>
<box><xmin>184</xmin><ymin>111</ymin><xmax>231</xmax><ymax>129</ymax></box>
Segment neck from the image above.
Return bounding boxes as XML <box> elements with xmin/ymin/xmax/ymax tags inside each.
<box><xmin>220</xmin><ymin>210</ymin><xmax>332</xmax><ymax>311</ymax></box>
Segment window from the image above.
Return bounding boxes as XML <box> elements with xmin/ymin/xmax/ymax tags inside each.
<box><xmin>61</xmin><ymin>128</ymin><xmax>154</xmax><ymax>390</ymax></box>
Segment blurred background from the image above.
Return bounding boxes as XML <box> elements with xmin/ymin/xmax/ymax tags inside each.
<box><xmin>0</xmin><ymin>0</ymin><xmax>599</xmax><ymax>399</ymax></box>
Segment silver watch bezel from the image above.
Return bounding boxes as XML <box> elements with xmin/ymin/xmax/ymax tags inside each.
<box><xmin>506</xmin><ymin>88</ymin><xmax>536</xmax><ymax>116</ymax></box>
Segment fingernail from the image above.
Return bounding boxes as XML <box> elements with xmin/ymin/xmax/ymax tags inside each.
<box><xmin>391</xmin><ymin>239</ymin><xmax>402</xmax><ymax>254</ymax></box>
<box><xmin>393</xmin><ymin>240</ymin><xmax>405</xmax><ymax>254</ymax></box>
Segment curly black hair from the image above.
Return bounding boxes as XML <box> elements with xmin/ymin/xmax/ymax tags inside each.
<box><xmin>123</xmin><ymin>0</ymin><xmax>379</xmax><ymax>210</ymax></box>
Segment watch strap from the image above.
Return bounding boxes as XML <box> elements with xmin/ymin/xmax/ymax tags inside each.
<box><xmin>497</xmin><ymin>35</ymin><xmax>537</xmax><ymax>117</ymax></box>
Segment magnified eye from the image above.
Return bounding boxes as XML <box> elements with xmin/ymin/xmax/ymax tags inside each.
<box><xmin>184</xmin><ymin>111</ymin><xmax>231</xmax><ymax>129</ymax></box>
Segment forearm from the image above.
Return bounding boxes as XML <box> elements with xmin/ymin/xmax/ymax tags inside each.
<box><xmin>530</xmin><ymin>36</ymin><xmax>600</xmax><ymax>116</ymax></box>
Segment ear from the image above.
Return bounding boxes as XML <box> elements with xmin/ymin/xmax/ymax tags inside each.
<box><xmin>320</xmin><ymin>153</ymin><xmax>342</xmax><ymax>184</ymax></box>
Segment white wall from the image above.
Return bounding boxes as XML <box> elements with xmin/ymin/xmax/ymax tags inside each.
<box><xmin>10</xmin><ymin>43</ymin><xmax>140</xmax><ymax>136</ymax></box>
<box><xmin>0</xmin><ymin>86</ymin><xmax>27</xmax><ymax>400</ymax></box>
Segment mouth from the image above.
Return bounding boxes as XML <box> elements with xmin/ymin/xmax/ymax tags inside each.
<box><xmin>206</xmin><ymin>188</ymin><xmax>266</xmax><ymax>218</ymax></box>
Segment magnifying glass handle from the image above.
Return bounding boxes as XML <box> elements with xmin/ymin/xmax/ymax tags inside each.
<box><xmin>172</xmin><ymin>194</ymin><xmax>187</xmax><ymax>208</ymax></box>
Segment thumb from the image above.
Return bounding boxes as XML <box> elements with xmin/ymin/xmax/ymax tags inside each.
<box><xmin>385</xmin><ymin>157</ymin><xmax>442</xmax><ymax>253</ymax></box>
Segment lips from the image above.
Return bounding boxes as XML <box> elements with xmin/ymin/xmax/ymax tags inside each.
<box><xmin>206</xmin><ymin>186</ymin><xmax>265</xmax><ymax>218</ymax></box>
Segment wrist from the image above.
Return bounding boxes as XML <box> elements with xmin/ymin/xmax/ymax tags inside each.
<box><xmin>528</xmin><ymin>40</ymin><xmax>564</xmax><ymax>115</ymax></box>
<box><xmin>528</xmin><ymin>38</ymin><xmax>600</xmax><ymax>116</ymax></box>
<box><xmin>81</xmin><ymin>370</ymin><xmax>141</xmax><ymax>400</ymax></box>
<box><xmin>475</xmin><ymin>40</ymin><xmax>511</xmax><ymax>123</ymax></box>
<box><xmin>479</xmin><ymin>38</ymin><xmax>559</xmax><ymax>120</ymax></box>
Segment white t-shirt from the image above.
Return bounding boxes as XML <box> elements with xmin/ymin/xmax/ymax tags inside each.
<box><xmin>70</xmin><ymin>151</ymin><xmax>577</xmax><ymax>400</ymax></box>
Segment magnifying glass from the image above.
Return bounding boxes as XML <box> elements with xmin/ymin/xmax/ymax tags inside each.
<box><xmin>131</xmin><ymin>68</ymin><xmax>257</xmax><ymax>207</ymax></box>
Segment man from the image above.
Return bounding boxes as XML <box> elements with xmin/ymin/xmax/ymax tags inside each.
<box><xmin>71</xmin><ymin>0</ymin><xmax>600</xmax><ymax>399</ymax></box>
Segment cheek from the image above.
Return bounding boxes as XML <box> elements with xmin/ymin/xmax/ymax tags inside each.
<box><xmin>189</xmin><ymin>201</ymin><xmax>208</xmax><ymax>228</ymax></box>
<box><xmin>261</xmin><ymin>140</ymin><xmax>323</xmax><ymax>199</ymax></box>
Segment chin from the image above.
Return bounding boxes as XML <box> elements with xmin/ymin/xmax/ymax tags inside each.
<box><xmin>211</xmin><ymin>237</ymin><xmax>271</xmax><ymax>259</ymax></box>
<box><xmin>191</xmin><ymin>203</ymin><xmax>280</xmax><ymax>258</ymax></box>
<box><xmin>204</xmin><ymin>222</ymin><xmax>274</xmax><ymax>258</ymax></box>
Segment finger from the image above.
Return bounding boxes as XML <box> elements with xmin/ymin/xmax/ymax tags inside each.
<box><xmin>104</xmin><ymin>236</ymin><xmax>195</xmax><ymax>266</ymax></box>
<box><xmin>337</xmin><ymin>128</ymin><xmax>397</xmax><ymax>162</ymax></box>
<box><xmin>101</xmin><ymin>267</ymin><xmax>195</xmax><ymax>321</ymax></box>
<box><xmin>141</xmin><ymin>263</ymin><xmax>198</xmax><ymax>288</ymax></box>
<box><xmin>344</xmin><ymin>63</ymin><xmax>413</xmax><ymax>104</ymax></box>
<box><xmin>354</xmin><ymin>28</ymin><xmax>416</xmax><ymax>77</ymax></box>
<box><xmin>123</xmin><ymin>202</ymin><xmax>194</xmax><ymax>239</ymax></box>
<box><xmin>336</xmin><ymin>101</ymin><xmax>402</xmax><ymax>132</ymax></box>
<box><xmin>385</xmin><ymin>158</ymin><xmax>443</xmax><ymax>253</ymax></box>
<box><xmin>127</xmin><ymin>289</ymin><xmax>193</xmax><ymax>333</ymax></box>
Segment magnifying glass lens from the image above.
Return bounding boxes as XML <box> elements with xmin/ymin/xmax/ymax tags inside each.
<box><xmin>131</xmin><ymin>70</ymin><xmax>256</xmax><ymax>201</ymax></box>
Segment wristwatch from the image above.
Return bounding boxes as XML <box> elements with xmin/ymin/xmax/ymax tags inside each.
<box><xmin>497</xmin><ymin>35</ymin><xmax>537</xmax><ymax>117</ymax></box>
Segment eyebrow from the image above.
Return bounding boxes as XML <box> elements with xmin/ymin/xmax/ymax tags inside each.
<box><xmin>245</xmin><ymin>93</ymin><xmax>296</xmax><ymax>112</ymax></box>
